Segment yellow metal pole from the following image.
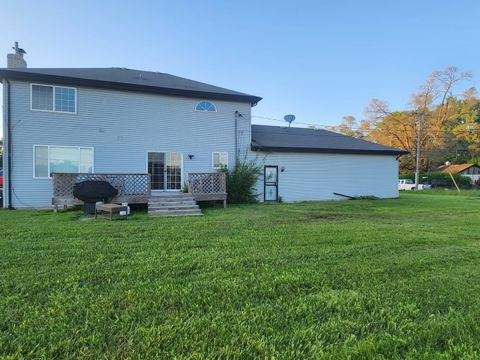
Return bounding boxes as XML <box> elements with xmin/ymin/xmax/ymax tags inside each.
<box><xmin>448</xmin><ymin>172</ymin><xmax>461</xmax><ymax>192</ymax></box>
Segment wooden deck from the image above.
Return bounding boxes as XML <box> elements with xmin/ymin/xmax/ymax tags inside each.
<box><xmin>51</xmin><ymin>172</ymin><xmax>227</xmax><ymax>211</ymax></box>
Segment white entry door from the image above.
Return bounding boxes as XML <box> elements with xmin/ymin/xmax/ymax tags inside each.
<box><xmin>147</xmin><ymin>152</ymin><xmax>182</xmax><ymax>191</ymax></box>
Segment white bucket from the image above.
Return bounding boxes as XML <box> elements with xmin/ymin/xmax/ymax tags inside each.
<box><xmin>120</xmin><ymin>202</ymin><xmax>130</xmax><ymax>216</ymax></box>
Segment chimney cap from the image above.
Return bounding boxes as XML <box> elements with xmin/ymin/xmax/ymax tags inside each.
<box><xmin>12</xmin><ymin>41</ymin><xmax>26</xmax><ymax>55</ymax></box>
<box><xmin>12</xmin><ymin>46</ymin><xmax>26</xmax><ymax>55</ymax></box>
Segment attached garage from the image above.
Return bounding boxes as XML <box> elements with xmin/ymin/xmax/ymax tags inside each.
<box><xmin>250</xmin><ymin>125</ymin><xmax>409</xmax><ymax>202</ymax></box>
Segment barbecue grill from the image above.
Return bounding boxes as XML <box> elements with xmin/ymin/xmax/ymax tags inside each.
<box><xmin>73</xmin><ymin>180</ymin><xmax>118</xmax><ymax>214</ymax></box>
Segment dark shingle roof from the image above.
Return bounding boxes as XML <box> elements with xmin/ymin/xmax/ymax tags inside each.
<box><xmin>0</xmin><ymin>67</ymin><xmax>262</xmax><ymax>105</ymax></box>
<box><xmin>251</xmin><ymin>125</ymin><xmax>409</xmax><ymax>156</ymax></box>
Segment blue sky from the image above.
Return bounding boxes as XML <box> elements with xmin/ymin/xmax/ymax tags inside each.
<box><xmin>1</xmin><ymin>0</ymin><xmax>479</xmax><ymax>136</ymax></box>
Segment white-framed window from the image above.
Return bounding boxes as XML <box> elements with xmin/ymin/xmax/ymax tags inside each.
<box><xmin>195</xmin><ymin>101</ymin><xmax>217</xmax><ymax>112</ymax></box>
<box><xmin>31</xmin><ymin>84</ymin><xmax>77</xmax><ymax>114</ymax></box>
<box><xmin>33</xmin><ymin>145</ymin><xmax>93</xmax><ymax>178</ymax></box>
<box><xmin>212</xmin><ymin>152</ymin><xmax>228</xmax><ymax>169</ymax></box>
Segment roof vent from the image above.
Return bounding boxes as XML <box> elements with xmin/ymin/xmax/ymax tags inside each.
<box><xmin>137</xmin><ymin>72</ymin><xmax>154</xmax><ymax>80</ymax></box>
<box><xmin>7</xmin><ymin>41</ymin><xmax>27</xmax><ymax>69</ymax></box>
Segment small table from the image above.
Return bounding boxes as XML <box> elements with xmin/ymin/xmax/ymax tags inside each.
<box><xmin>95</xmin><ymin>203</ymin><xmax>128</xmax><ymax>221</ymax></box>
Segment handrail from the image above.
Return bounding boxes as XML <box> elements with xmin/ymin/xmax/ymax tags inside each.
<box><xmin>188</xmin><ymin>172</ymin><xmax>226</xmax><ymax>194</ymax></box>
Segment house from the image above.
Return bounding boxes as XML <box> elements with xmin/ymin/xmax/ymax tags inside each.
<box><xmin>438</xmin><ymin>163</ymin><xmax>480</xmax><ymax>185</ymax></box>
<box><xmin>1</xmin><ymin>44</ymin><xmax>408</xmax><ymax>209</ymax></box>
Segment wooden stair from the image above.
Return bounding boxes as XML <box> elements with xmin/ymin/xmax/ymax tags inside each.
<box><xmin>148</xmin><ymin>193</ymin><xmax>202</xmax><ymax>217</ymax></box>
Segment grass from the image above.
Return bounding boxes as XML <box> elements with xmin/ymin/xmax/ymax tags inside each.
<box><xmin>1</xmin><ymin>193</ymin><xmax>480</xmax><ymax>358</ymax></box>
<box><xmin>403</xmin><ymin>188</ymin><xmax>480</xmax><ymax>197</ymax></box>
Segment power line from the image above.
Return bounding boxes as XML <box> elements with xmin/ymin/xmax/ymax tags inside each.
<box><xmin>252</xmin><ymin>115</ymin><xmax>334</xmax><ymax>128</ymax></box>
<box><xmin>252</xmin><ymin>115</ymin><xmax>480</xmax><ymax>134</ymax></box>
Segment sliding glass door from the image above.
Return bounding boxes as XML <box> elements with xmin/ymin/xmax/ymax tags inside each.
<box><xmin>147</xmin><ymin>152</ymin><xmax>182</xmax><ymax>191</ymax></box>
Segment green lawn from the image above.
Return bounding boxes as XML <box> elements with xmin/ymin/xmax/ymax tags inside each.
<box><xmin>1</xmin><ymin>193</ymin><xmax>480</xmax><ymax>358</ymax></box>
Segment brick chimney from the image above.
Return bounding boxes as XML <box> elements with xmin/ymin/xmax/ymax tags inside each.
<box><xmin>7</xmin><ymin>41</ymin><xmax>27</xmax><ymax>68</ymax></box>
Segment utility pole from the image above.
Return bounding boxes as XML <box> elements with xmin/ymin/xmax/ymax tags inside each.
<box><xmin>414</xmin><ymin>112</ymin><xmax>424</xmax><ymax>190</ymax></box>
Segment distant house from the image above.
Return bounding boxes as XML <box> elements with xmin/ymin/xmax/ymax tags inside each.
<box><xmin>438</xmin><ymin>163</ymin><xmax>480</xmax><ymax>184</ymax></box>
<box><xmin>1</xmin><ymin>44</ymin><xmax>408</xmax><ymax>208</ymax></box>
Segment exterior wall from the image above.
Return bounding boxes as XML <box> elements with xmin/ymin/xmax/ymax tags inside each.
<box><xmin>8</xmin><ymin>80</ymin><xmax>252</xmax><ymax>208</ymax></box>
<box><xmin>461</xmin><ymin>174</ymin><xmax>480</xmax><ymax>184</ymax></box>
<box><xmin>251</xmin><ymin>151</ymin><xmax>399</xmax><ymax>202</ymax></box>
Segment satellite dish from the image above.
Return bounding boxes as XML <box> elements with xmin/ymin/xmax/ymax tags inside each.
<box><xmin>284</xmin><ymin>114</ymin><xmax>296</xmax><ymax>127</ymax></box>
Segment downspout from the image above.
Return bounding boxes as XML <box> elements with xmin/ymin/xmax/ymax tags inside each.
<box><xmin>234</xmin><ymin>111</ymin><xmax>238</xmax><ymax>160</ymax></box>
<box><xmin>5</xmin><ymin>78</ymin><xmax>12</xmax><ymax>209</ymax></box>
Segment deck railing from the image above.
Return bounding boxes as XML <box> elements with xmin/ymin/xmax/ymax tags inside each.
<box><xmin>52</xmin><ymin>173</ymin><xmax>151</xmax><ymax>209</ymax></box>
<box><xmin>51</xmin><ymin>172</ymin><xmax>226</xmax><ymax>209</ymax></box>
<box><xmin>188</xmin><ymin>172</ymin><xmax>227</xmax><ymax>207</ymax></box>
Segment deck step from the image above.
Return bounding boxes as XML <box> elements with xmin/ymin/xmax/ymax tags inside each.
<box><xmin>148</xmin><ymin>200</ymin><xmax>196</xmax><ymax>206</ymax></box>
<box><xmin>150</xmin><ymin>193</ymin><xmax>192</xmax><ymax>198</ymax></box>
<box><xmin>148</xmin><ymin>209</ymin><xmax>203</xmax><ymax>216</ymax></box>
<box><xmin>148</xmin><ymin>204</ymin><xmax>199</xmax><ymax>211</ymax></box>
<box><xmin>148</xmin><ymin>193</ymin><xmax>202</xmax><ymax>217</ymax></box>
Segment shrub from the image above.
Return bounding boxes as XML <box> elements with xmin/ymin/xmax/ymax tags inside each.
<box><xmin>224</xmin><ymin>157</ymin><xmax>262</xmax><ymax>204</ymax></box>
<box><xmin>399</xmin><ymin>171</ymin><xmax>471</xmax><ymax>188</ymax></box>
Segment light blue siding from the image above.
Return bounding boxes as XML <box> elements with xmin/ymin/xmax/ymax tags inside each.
<box><xmin>8</xmin><ymin>80</ymin><xmax>252</xmax><ymax>208</ymax></box>
<box><xmin>252</xmin><ymin>151</ymin><xmax>399</xmax><ymax>202</ymax></box>
<box><xmin>2</xmin><ymin>80</ymin><xmax>10</xmax><ymax>208</ymax></box>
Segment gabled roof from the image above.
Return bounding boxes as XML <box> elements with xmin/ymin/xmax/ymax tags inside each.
<box><xmin>438</xmin><ymin>163</ymin><xmax>479</xmax><ymax>174</ymax></box>
<box><xmin>251</xmin><ymin>125</ymin><xmax>409</xmax><ymax>156</ymax></box>
<box><xmin>0</xmin><ymin>67</ymin><xmax>262</xmax><ymax>106</ymax></box>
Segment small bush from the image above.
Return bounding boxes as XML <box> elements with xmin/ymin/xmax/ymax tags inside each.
<box><xmin>399</xmin><ymin>172</ymin><xmax>471</xmax><ymax>188</ymax></box>
<box><xmin>224</xmin><ymin>157</ymin><xmax>262</xmax><ymax>204</ymax></box>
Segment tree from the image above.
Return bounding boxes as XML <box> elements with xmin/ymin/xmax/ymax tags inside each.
<box><xmin>327</xmin><ymin>116</ymin><xmax>369</xmax><ymax>139</ymax></box>
<box><xmin>360</xmin><ymin>67</ymin><xmax>473</xmax><ymax>172</ymax></box>
<box><xmin>450</xmin><ymin>88</ymin><xmax>480</xmax><ymax>162</ymax></box>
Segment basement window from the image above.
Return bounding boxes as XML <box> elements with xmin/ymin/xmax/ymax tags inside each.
<box><xmin>212</xmin><ymin>152</ymin><xmax>228</xmax><ymax>169</ymax></box>
<box><xmin>31</xmin><ymin>84</ymin><xmax>77</xmax><ymax>113</ymax></box>
<box><xmin>195</xmin><ymin>101</ymin><xmax>217</xmax><ymax>112</ymax></box>
<box><xmin>34</xmin><ymin>145</ymin><xmax>93</xmax><ymax>178</ymax></box>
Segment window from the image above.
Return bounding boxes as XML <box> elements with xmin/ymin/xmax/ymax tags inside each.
<box><xmin>31</xmin><ymin>84</ymin><xmax>76</xmax><ymax>113</ymax></box>
<box><xmin>31</xmin><ymin>85</ymin><xmax>53</xmax><ymax>111</ymax></box>
<box><xmin>34</xmin><ymin>145</ymin><xmax>93</xmax><ymax>178</ymax></box>
<box><xmin>212</xmin><ymin>152</ymin><xmax>228</xmax><ymax>169</ymax></box>
<box><xmin>195</xmin><ymin>101</ymin><xmax>217</xmax><ymax>112</ymax></box>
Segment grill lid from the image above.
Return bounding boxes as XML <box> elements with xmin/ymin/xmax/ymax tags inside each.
<box><xmin>73</xmin><ymin>180</ymin><xmax>118</xmax><ymax>203</ymax></box>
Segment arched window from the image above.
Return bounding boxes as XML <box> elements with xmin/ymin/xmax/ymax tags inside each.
<box><xmin>195</xmin><ymin>101</ymin><xmax>217</xmax><ymax>112</ymax></box>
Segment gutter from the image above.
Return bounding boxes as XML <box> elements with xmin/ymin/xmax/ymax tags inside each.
<box><xmin>234</xmin><ymin>111</ymin><xmax>238</xmax><ymax>160</ymax></box>
<box><xmin>251</xmin><ymin>144</ymin><xmax>410</xmax><ymax>156</ymax></box>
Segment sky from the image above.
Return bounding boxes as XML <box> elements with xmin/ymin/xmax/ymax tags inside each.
<box><xmin>1</xmin><ymin>0</ymin><xmax>479</xmax><ymax>136</ymax></box>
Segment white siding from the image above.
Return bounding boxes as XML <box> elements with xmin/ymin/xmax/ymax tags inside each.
<box><xmin>252</xmin><ymin>151</ymin><xmax>399</xmax><ymax>202</ymax></box>
<box><xmin>8</xmin><ymin>80</ymin><xmax>252</xmax><ymax>208</ymax></box>
<box><xmin>463</xmin><ymin>174</ymin><xmax>480</xmax><ymax>184</ymax></box>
